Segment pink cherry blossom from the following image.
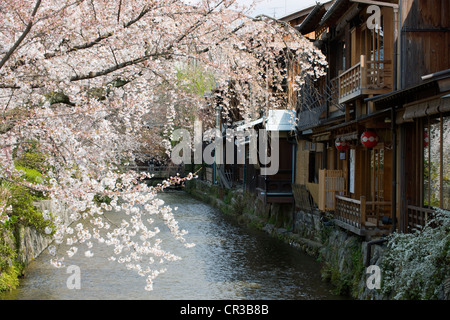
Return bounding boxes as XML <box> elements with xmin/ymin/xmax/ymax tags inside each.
<box><xmin>0</xmin><ymin>0</ymin><xmax>326</xmax><ymax>290</ymax></box>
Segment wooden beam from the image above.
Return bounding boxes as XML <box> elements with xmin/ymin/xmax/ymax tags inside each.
<box><xmin>361</xmin><ymin>196</ymin><xmax>367</xmax><ymax>227</ymax></box>
<box><xmin>350</xmin><ymin>0</ymin><xmax>398</xmax><ymax>9</ymax></box>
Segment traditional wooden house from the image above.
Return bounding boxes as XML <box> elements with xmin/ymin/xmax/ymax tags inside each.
<box><xmin>287</xmin><ymin>0</ymin><xmax>397</xmax><ymax>237</ymax></box>
<box><xmin>204</xmin><ymin>96</ymin><xmax>298</xmax><ymax>206</ymax></box>
<box><xmin>287</xmin><ymin>0</ymin><xmax>449</xmax><ymax>238</ymax></box>
<box><xmin>218</xmin><ymin>109</ymin><xmax>297</xmax><ymax>205</ymax></box>
<box><xmin>368</xmin><ymin>0</ymin><xmax>450</xmax><ymax>233</ymax></box>
<box><xmin>369</xmin><ymin>70</ymin><xmax>450</xmax><ymax>233</ymax></box>
<box><xmin>255</xmin><ymin>110</ymin><xmax>297</xmax><ymax>204</ymax></box>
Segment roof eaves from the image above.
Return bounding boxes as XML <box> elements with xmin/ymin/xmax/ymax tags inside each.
<box><xmin>296</xmin><ymin>3</ymin><xmax>325</xmax><ymax>34</ymax></box>
<box><xmin>319</xmin><ymin>0</ymin><xmax>349</xmax><ymax>27</ymax></box>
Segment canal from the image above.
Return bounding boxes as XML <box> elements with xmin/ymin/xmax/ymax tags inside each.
<box><xmin>1</xmin><ymin>191</ymin><xmax>346</xmax><ymax>300</ymax></box>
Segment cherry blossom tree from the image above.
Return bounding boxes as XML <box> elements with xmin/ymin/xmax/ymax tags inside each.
<box><xmin>0</xmin><ymin>0</ymin><xmax>327</xmax><ymax>290</ymax></box>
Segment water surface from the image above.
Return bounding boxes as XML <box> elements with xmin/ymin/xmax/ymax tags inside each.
<box><xmin>1</xmin><ymin>191</ymin><xmax>346</xmax><ymax>300</ymax></box>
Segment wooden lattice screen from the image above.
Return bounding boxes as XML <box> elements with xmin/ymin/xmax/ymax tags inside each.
<box><xmin>318</xmin><ymin>169</ymin><xmax>347</xmax><ymax>211</ymax></box>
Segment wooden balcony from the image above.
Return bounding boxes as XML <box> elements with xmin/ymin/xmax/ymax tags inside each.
<box><xmin>337</xmin><ymin>55</ymin><xmax>392</xmax><ymax>104</ymax></box>
<box><xmin>334</xmin><ymin>195</ymin><xmax>392</xmax><ymax>237</ymax></box>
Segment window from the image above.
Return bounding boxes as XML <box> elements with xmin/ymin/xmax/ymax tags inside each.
<box><xmin>423</xmin><ymin>114</ymin><xmax>450</xmax><ymax>210</ymax></box>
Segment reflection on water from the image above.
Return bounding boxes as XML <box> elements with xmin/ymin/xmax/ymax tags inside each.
<box><xmin>1</xmin><ymin>191</ymin><xmax>346</xmax><ymax>300</ymax></box>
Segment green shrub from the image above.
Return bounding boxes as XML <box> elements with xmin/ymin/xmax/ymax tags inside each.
<box><xmin>382</xmin><ymin>208</ymin><xmax>450</xmax><ymax>299</ymax></box>
<box><xmin>0</xmin><ymin>264</ymin><xmax>21</xmax><ymax>292</ymax></box>
<box><xmin>14</xmin><ymin>147</ymin><xmax>49</xmax><ymax>174</ymax></box>
<box><xmin>0</xmin><ymin>228</ymin><xmax>21</xmax><ymax>292</ymax></box>
<box><xmin>4</xmin><ymin>184</ymin><xmax>54</xmax><ymax>235</ymax></box>
<box><xmin>15</xmin><ymin>166</ymin><xmax>43</xmax><ymax>184</ymax></box>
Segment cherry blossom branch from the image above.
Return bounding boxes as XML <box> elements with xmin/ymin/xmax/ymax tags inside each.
<box><xmin>70</xmin><ymin>1</ymin><xmax>226</xmax><ymax>82</ymax></box>
<box><xmin>0</xmin><ymin>0</ymin><xmax>328</xmax><ymax>292</ymax></box>
<box><xmin>0</xmin><ymin>176</ymin><xmax>46</xmax><ymax>193</ymax></box>
<box><xmin>0</xmin><ymin>0</ymin><xmax>42</xmax><ymax>71</ymax></box>
<box><xmin>69</xmin><ymin>51</ymin><xmax>171</xmax><ymax>81</ymax></box>
<box><xmin>46</xmin><ymin>2</ymin><xmax>163</xmax><ymax>58</ymax></box>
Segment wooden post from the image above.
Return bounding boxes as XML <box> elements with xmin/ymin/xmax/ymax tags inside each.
<box><xmin>319</xmin><ymin>169</ymin><xmax>326</xmax><ymax>211</ymax></box>
<box><xmin>360</xmin><ymin>55</ymin><xmax>367</xmax><ymax>89</ymax></box>
<box><xmin>360</xmin><ymin>196</ymin><xmax>366</xmax><ymax>227</ymax></box>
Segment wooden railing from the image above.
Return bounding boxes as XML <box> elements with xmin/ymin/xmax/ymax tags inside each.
<box><xmin>366</xmin><ymin>59</ymin><xmax>392</xmax><ymax>90</ymax></box>
<box><xmin>256</xmin><ymin>173</ymin><xmax>293</xmax><ymax>203</ymax></box>
<box><xmin>337</xmin><ymin>55</ymin><xmax>392</xmax><ymax>103</ymax></box>
<box><xmin>257</xmin><ymin>175</ymin><xmax>292</xmax><ymax>194</ymax></box>
<box><xmin>338</xmin><ymin>61</ymin><xmax>362</xmax><ymax>101</ymax></box>
<box><xmin>318</xmin><ymin>169</ymin><xmax>346</xmax><ymax>211</ymax></box>
<box><xmin>335</xmin><ymin>195</ymin><xmax>365</xmax><ymax>229</ymax></box>
<box><xmin>406</xmin><ymin>205</ymin><xmax>435</xmax><ymax>231</ymax></box>
<box><xmin>335</xmin><ymin>195</ymin><xmax>392</xmax><ymax>231</ymax></box>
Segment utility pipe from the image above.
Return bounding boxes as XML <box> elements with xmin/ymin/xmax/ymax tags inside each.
<box><xmin>366</xmin><ymin>238</ymin><xmax>388</xmax><ymax>267</ymax></box>
<box><xmin>391</xmin><ymin>106</ymin><xmax>397</xmax><ymax>233</ymax></box>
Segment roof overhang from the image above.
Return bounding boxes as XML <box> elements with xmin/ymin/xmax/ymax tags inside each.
<box><xmin>235</xmin><ymin>117</ymin><xmax>265</xmax><ymax>131</ymax></box>
<box><xmin>367</xmin><ymin>69</ymin><xmax>450</xmax><ymax>109</ymax></box>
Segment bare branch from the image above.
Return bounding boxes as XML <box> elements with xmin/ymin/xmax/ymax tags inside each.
<box><xmin>117</xmin><ymin>0</ymin><xmax>122</xmax><ymax>23</ymax></box>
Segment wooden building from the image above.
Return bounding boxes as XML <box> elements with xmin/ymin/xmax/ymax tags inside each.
<box><xmin>218</xmin><ymin>110</ymin><xmax>297</xmax><ymax>205</ymax></box>
<box><xmin>287</xmin><ymin>0</ymin><xmax>449</xmax><ymax>237</ymax></box>
<box><xmin>255</xmin><ymin>110</ymin><xmax>297</xmax><ymax>204</ymax></box>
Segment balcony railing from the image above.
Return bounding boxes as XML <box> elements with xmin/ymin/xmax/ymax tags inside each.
<box><xmin>337</xmin><ymin>55</ymin><xmax>392</xmax><ymax>104</ymax></box>
<box><xmin>406</xmin><ymin>204</ymin><xmax>435</xmax><ymax>232</ymax></box>
<box><xmin>338</xmin><ymin>61</ymin><xmax>362</xmax><ymax>102</ymax></box>
<box><xmin>334</xmin><ymin>195</ymin><xmax>392</xmax><ymax>236</ymax></box>
<box><xmin>256</xmin><ymin>173</ymin><xmax>293</xmax><ymax>204</ymax></box>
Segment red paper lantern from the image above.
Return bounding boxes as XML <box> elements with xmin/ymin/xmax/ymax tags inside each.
<box><xmin>361</xmin><ymin>130</ymin><xmax>379</xmax><ymax>149</ymax></box>
<box><xmin>335</xmin><ymin>139</ymin><xmax>350</xmax><ymax>151</ymax></box>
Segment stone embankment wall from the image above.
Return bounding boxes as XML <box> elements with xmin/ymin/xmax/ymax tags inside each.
<box><xmin>17</xmin><ymin>200</ymin><xmax>70</xmax><ymax>265</ymax></box>
<box><xmin>185</xmin><ymin>180</ymin><xmax>387</xmax><ymax>299</ymax></box>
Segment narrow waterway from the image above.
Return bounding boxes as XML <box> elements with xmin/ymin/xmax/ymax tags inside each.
<box><xmin>1</xmin><ymin>191</ymin><xmax>346</xmax><ymax>300</ymax></box>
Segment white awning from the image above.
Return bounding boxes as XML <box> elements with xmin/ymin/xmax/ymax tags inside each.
<box><xmin>235</xmin><ymin>117</ymin><xmax>265</xmax><ymax>131</ymax></box>
<box><xmin>265</xmin><ymin>110</ymin><xmax>296</xmax><ymax>131</ymax></box>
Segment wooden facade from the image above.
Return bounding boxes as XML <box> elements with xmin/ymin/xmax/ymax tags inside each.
<box><xmin>201</xmin><ymin>1</ymin><xmax>449</xmax><ymax>233</ymax></box>
<box><xmin>286</xmin><ymin>0</ymin><xmax>450</xmax><ymax>238</ymax></box>
<box><xmin>371</xmin><ymin>72</ymin><xmax>450</xmax><ymax>233</ymax></box>
<box><xmin>211</xmin><ymin>111</ymin><xmax>297</xmax><ymax>205</ymax></box>
<box><xmin>399</xmin><ymin>0</ymin><xmax>450</xmax><ymax>88</ymax></box>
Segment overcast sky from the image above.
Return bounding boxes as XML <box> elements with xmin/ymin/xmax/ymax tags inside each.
<box><xmin>244</xmin><ymin>0</ymin><xmax>319</xmax><ymax>18</ymax></box>
<box><xmin>183</xmin><ymin>1</ymin><xmax>320</xmax><ymax>19</ymax></box>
